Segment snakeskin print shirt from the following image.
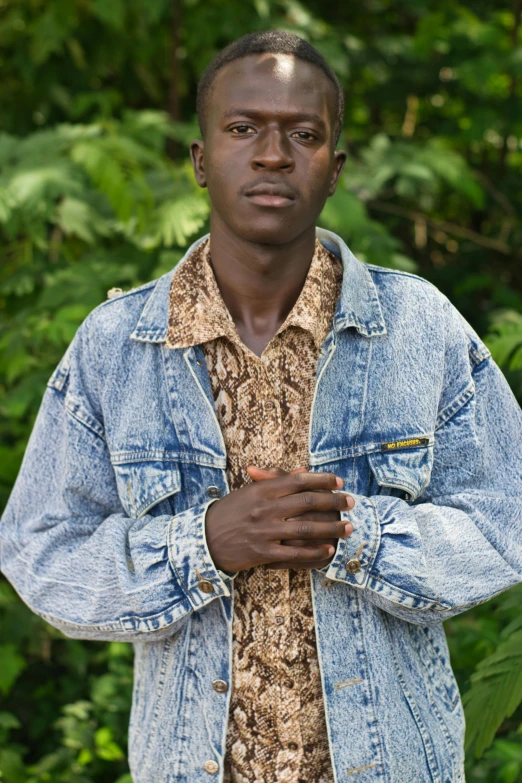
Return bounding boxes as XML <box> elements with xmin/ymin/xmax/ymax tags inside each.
<box><xmin>166</xmin><ymin>236</ymin><xmax>343</xmax><ymax>783</ymax></box>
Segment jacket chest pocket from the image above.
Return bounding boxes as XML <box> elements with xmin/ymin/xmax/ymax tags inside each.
<box><xmin>111</xmin><ymin>459</ymin><xmax>182</xmax><ymax>519</ymax></box>
<box><xmin>367</xmin><ymin>442</ymin><xmax>434</xmax><ymax>502</ymax></box>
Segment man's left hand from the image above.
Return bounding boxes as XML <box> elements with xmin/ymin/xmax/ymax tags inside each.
<box><xmin>246</xmin><ymin>463</ymin><xmax>351</xmax><ymax>569</ymax></box>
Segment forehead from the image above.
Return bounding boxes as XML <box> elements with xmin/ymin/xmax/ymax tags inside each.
<box><xmin>208</xmin><ymin>53</ymin><xmax>336</xmax><ymax>125</ymax></box>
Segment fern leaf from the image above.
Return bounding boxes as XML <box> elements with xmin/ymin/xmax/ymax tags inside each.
<box><xmin>485</xmin><ymin>310</ymin><xmax>522</xmax><ymax>370</ymax></box>
<box><xmin>145</xmin><ymin>196</ymin><xmax>210</xmax><ymax>249</ymax></box>
<box><xmin>464</xmin><ymin>629</ymin><xmax>522</xmax><ymax>757</ymax></box>
<box><xmin>55</xmin><ymin>197</ymin><xmax>111</xmax><ymax>244</ymax></box>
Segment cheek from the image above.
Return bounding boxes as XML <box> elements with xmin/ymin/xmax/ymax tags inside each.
<box><xmin>303</xmin><ymin>151</ymin><xmax>334</xmax><ymax>196</ymax></box>
<box><xmin>206</xmin><ymin>160</ymin><xmax>239</xmax><ymax>208</ymax></box>
<box><xmin>205</xmin><ymin>144</ymin><xmax>238</xmax><ymax>183</ymax></box>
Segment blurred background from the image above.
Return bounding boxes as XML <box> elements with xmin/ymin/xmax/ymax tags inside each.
<box><xmin>1</xmin><ymin>0</ymin><xmax>522</xmax><ymax>781</ymax></box>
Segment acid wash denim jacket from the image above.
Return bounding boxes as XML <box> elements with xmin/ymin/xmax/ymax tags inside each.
<box><xmin>2</xmin><ymin>228</ymin><xmax>522</xmax><ymax>783</ymax></box>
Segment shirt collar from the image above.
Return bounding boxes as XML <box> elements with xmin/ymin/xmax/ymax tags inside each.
<box><xmin>164</xmin><ymin>236</ymin><xmax>342</xmax><ymax>351</ymax></box>
<box><xmin>130</xmin><ymin>228</ymin><xmax>387</xmax><ymax>344</ymax></box>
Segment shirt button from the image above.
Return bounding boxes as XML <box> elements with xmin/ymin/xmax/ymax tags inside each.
<box><xmin>346</xmin><ymin>558</ymin><xmax>361</xmax><ymax>574</ymax></box>
<box><xmin>203</xmin><ymin>760</ymin><xmax>219</xmax><ymax>775</ymax></box>
<box><xmin>274</xmin><ymin>615</ymin><xmax>285</xmax><ymax>625</ymax></box>
<box><xmin>212</xmin><ymin>679</ymin><xmax>228</xmax><ymax>693</ymax></box>
<box><xmin>284</xmin><ymin>678</ymin><xmax>294</xmax><ymax>689</ymax></box>
<box><xmin>265</xmin><ymin>400</ymin><xmax>275</xmax><ymax>409</ymax></box>
<box><xmin>198</xmin><ymin>581</ymin><xmax>215</xmax><ymax>593</ymax></box>
<box><xmin>206</xmin><ymin>485</ymin><xmax>222</xmax><ymax>498</ymax></box>
<box><xmin>288</xmin><ymin>742</ymin><xmax>299</xmax><ymax>751</ymax></box>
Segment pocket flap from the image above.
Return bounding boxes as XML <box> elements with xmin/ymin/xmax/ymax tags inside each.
<box><xmin>367</xmin><ymin>441</ymin><xmax>433</xmax><ymax>501</ymax></box>
<box><xmin>112</xmin><ymin>460</ymin><xmax>182</xmax><ymax>519</ymax></box>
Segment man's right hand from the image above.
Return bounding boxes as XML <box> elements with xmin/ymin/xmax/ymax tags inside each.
<box><xmin>205</xmin><ymin>472</ymin><xmax>354</xmax><ymax>573</ymax></box>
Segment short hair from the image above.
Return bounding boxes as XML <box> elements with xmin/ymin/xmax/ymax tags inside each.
<box><xmin>196</xmin><ymin>30</ymin><xmax>345</xmax><ymax>145</ymax></box>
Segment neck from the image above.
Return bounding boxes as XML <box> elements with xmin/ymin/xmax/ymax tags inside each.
<box><xmin>208</xmin><ymin>214</ymin><xmax>316</xmax><ymax>349</ymax></box>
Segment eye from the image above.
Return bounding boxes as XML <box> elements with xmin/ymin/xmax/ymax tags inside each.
<box><xmin>292</xmin><ymin>131</ymin><xmax>317</xmax><ymax>141</ymax></box>
<box><xmin>230</xmin><ymin>124</ymin><xmax>256</xmax><ymax>134</ymax></box>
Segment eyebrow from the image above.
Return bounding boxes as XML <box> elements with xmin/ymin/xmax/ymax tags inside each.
<box><xmin>222</xmin><ymin>107</ymin><xmax>327</xmax><ymax>131</ymax></box>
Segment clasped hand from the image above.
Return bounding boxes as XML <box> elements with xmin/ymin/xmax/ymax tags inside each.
<box><xmin>205</xmin><ymin>464</ymin><xmax>355</xmax><ymax>573</ymax></box>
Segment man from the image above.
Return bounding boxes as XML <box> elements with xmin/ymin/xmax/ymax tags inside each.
<box><xmin>1</xmin><ymin>29</ymin><xmax>522</xmax><ymax>783</ymax></box>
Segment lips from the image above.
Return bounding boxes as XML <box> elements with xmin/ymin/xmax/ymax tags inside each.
<box><xmin>244</xmin><ymin>182</ymin><xmax>296</xmax><ymax>208</ymax></box>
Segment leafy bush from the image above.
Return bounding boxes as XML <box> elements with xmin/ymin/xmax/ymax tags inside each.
<box><xmin>1</xmin><ymin>1</ymin><xmax>522</xmax><ymax>781</ymax></box>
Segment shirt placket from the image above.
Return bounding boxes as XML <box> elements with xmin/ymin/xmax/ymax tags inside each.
<box><xmin>259</xmin><ymin>345</ymin><xmax>303</xmax><ymax>783</ymax></box>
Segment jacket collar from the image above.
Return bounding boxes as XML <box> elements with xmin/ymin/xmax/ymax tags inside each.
<box><xmin>130</xmin><ymin>228</ymin><xmax>387</xmax><ymax>344</ymax></box>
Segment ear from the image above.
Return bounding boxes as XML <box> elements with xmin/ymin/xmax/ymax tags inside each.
<box><xmin>190</xmin><ymin>139</ymin><xmax>207</xmax><ymax>188</ymax></box>
<box><xmin>327</xmin><ymin>149</ymin><xmax>347</xmax><ymax>197</ymax></box>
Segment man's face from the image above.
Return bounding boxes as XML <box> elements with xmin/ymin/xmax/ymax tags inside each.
<box><xmin>191</xmin><ymin>53</ymin><xmax>346</xmax><ymax>245</ymax></box>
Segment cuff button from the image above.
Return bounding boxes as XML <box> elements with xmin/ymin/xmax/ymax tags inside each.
<box><xmin>346</xmin><ymin>558</ymin><xmax>362</xmax><ymax>574</ymax></box>
<box><xmin>204</xmin><ymin>760</ymin><xmax>219</xmax><ymax>774</ymax></box>
<box><xmin>198</xmin><ymin>580</ymin><xmax>215</xmax><ymax>593</ymax></box>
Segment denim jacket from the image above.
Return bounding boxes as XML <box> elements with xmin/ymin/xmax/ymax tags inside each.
<box><xmin>2</xmin><ymin>229</ymin><xmax>522</xmax><ymax>783</ymax></box>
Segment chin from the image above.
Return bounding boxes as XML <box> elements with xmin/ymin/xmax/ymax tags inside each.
<box><xmin>231</xmin><ymin>215</ymin><xmax>310</xmax><ymax>246</ymax></box>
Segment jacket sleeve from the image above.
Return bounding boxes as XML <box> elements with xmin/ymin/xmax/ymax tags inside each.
<box><xmin>0</xmin><ymin>324</ymin><xmax>230</xmax><ymax>643</ymax></box>
<box><xmin>323</xmin><ymin>298</ymin><xmax>522</xmax><ymax>624</ymax></box>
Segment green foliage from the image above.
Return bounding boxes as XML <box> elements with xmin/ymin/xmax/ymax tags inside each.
<box><xmin>1</xmin><ymin>0</ymin><xmax>522</xmax><ymax>781</ymax></box>
<box><xmin>447</xmin><ymin>587</ymin><xmax>522</xmax><ymax>781</ymax></box>
<box><xmin>465</xmin><ymin>631</ymin><xmax>522</xmax><ymax>758</ymax></box>
<box><xmin>485</xmin><ymin>311</ymin><xmax>522</xmax><ymax>371</ymax></box>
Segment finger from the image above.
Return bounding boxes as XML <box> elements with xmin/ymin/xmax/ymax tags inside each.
<box><xmin>267</xmin><ymin>542</ymin><xmax>335</xmax><ymax>563</ymax></box>
<box><xmin>262</xmin><ymin>471</ymin><xmax>344</xmax><ymax>499</ymax></box>
<box><xmin>247</xmin><ymin>465</ymin><xmax>308</xmax><ymax>482</ymax></box>
<box><xmin>268</xmin><ymin>558</ymin><xmax>333</xmax><ymax>570</ymax></box>
<box><xmin>283</xmin><ymin>511</ymin><xmax>341</xmax><ymax>523</ymax></box>
<box><xmin>247</xmin><ymin>465</ymin><xmax>287</xmax><ymax>482</ymax></box>
<box><xmin>281</xmin><ymin>538</ymin><xmax>337</xmax><ymax>547</ymax></box>
<box><xmin>279</xmin><ymin>519</ymin><xmax>350</xmax><ymax>541</ymax></box>
<box><xmin>277</xmin><ymin>489</ymin><xmax>354</xmax><ymax>517</ymax></box>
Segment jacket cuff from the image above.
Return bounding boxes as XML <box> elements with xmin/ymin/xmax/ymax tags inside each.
<box><xmin>320</xmin><ymin>495</ymin><xmax>381</xmax><ymax>587</ymax></box>
<box><xmin>168</xmin><ymin>498</ymin><xmax>233</xmax><ymax>609</ymax></box>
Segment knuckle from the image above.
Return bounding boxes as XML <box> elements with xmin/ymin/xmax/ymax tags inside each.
<box><xmin>302</xmin><ymin>492</ymin><xmax>314</xmax><ymax>508</ymax></box>
<box><xmin>251</xmin><ymin>539</ymin><xmax>265</xmax><ymax>556</ymax></box>
<box><xmin>292</xmin><ymin>472</ymin><xmax>307</xmax><ymax>488</ymax></box>
<box><xmin>249</xmin><ymin>504</ymin><xmax>263</xmax><ymax>523</ymax></box>
<box><xmin>296</xmin><ymin>522</ymin><xmax>312</xmax><ymax>536</ymax></box>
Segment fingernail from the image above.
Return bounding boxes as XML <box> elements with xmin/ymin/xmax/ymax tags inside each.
<box><xmin>328</xmin><ymin>545</ymin><xmax>336</xmax><ymax>556</ymax></box>
<box><xmin>345</xmin><ymin>494</ymin><xmax>355</xmax><ymax>509</ymax></box>
<box><xmin>335</xmin><ymin>477</ymin><xmax>344</xmax><ymax>488</ymax></box>
<box><xmin>344</xmin><ymin>523</ymin><xmax>353</xmax><ymax>537</ymax></box>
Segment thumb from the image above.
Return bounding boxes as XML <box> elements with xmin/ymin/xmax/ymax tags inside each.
<box><xmin>247</xmin><ymin>464</ymin><xmax>286</xmax><ymax>482</ymax></box>
<box><xmin>247</xmin><ymin>464</ymin><xmax>308</xmax><ymax>482</ymax></box>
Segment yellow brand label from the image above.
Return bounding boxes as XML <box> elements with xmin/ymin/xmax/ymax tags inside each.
<box><xmin>381</xmin><ymin>437</ymin><xmax>429</xmax><ymax>452</ymax></box>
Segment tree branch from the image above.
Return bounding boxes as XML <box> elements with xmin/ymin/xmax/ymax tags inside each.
<box><xmin>369</xmin><ymin>200</ymin><xmax>514</xmax><ymax>255</ymax></box>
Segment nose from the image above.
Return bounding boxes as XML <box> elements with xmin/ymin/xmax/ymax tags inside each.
<box><xmin>251</xmin><ymin>129</ymin><xmax>294</xmax><ymax>172</ymax></box>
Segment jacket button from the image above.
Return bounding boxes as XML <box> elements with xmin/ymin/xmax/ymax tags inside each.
<box><xmin>207</xmin><ymin>485</ymin><xmax>222</xmax><ymax>498</ymax></box>
<box><xmin>212</xmin><ymin>679</ymin><xmax>228</xmax><ymax>693</ymax></box>
<box><xmin>198</xmin><ymin>581</ymin><xmax>215</xmax><ymax>593</ymax></box>
<box><xmin>346</xmin><ymin>558</ymin><xmax>361</xmax><ymax>574</ymax></box>
<box><xmin>204</xmin><ymin>760</ymin><xmax>219</xmax><ymax>774</ymax></box>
